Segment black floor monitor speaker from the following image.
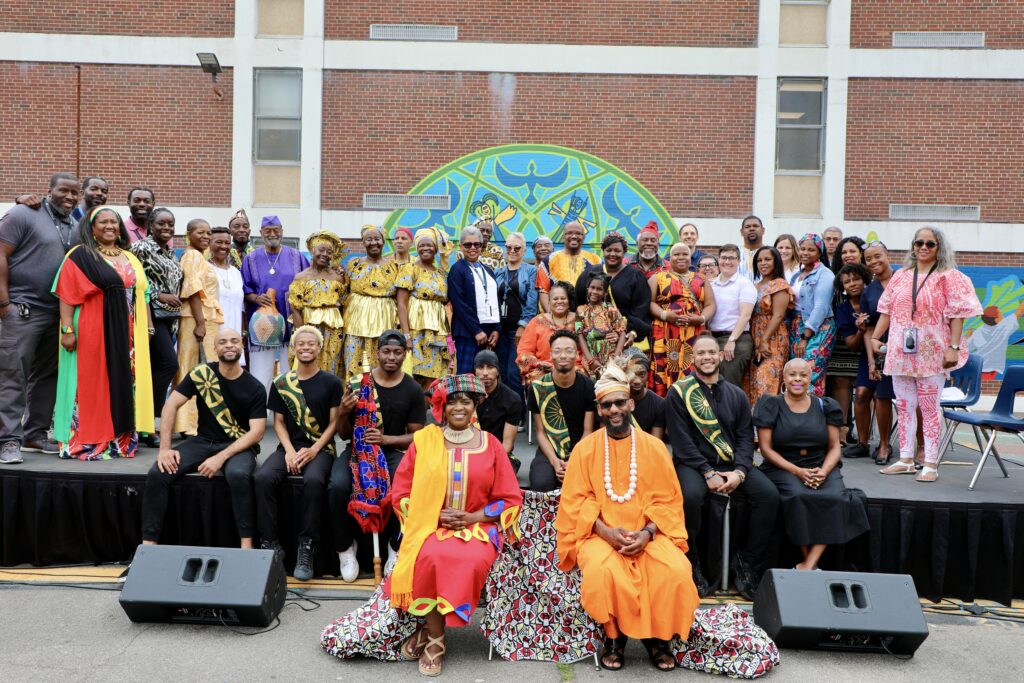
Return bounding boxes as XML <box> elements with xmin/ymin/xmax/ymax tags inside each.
<box><xmin>753</xmin><ymin>569</ymin><xmax>929</xmax><ymax>656</ymax></box>
<box><xmin>119</xmin><ymin>545</ymin><xmax>287</xmax><ymax>627</ymax></box>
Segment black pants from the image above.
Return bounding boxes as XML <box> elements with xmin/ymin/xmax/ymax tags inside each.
<box><xmin>529</xmin><ymin>451</ymin><xmax>561</xmax><ymax>492</ymax></box>
<box><xmin>676</xmin><ymin>462</ymin><xmax>779</xmax><ymax>568</ymax></box>
<box><xmin>149</xmin><ymin>317</ymin><xmax>179</xmax><ymax>417</ymax></box>
<box><xmin>254</xmin><ymin>445</ymin><xmax>332</xmax><ymax>544</ymax></box>
<box><xmin>142</xmin><ymin>437</ymin><xmax>257</xmax><ymax>542</ymax></box>
<box><xmin>328</xmin><ymin>445</ymin><xmax>405</xmax><ymax>552</ymax></box>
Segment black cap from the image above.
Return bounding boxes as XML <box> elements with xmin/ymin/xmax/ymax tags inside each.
<box><xmin>377</xmin><ymin>329</ymin><xmax>406</xmax><ymax>349</ymax></box>
<box><xmin>474</xmin><ymin>350</ymin><xmax>500</xmax><ymax>369</ymax></box>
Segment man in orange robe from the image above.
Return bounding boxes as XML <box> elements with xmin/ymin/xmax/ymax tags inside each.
<box><xmin>555</xmin><ymin>361</ymin><xmax>699</xmax><ymax>672</ymax></box>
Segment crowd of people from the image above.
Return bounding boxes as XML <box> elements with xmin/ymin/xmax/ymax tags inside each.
<box><xmin>0</xmin><ymin>172</ymin><xmax>986</xmax><ymax>674</ymax></box>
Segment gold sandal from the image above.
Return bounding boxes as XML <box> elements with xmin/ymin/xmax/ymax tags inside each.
<box><xmin>418</xmin><ymin>634</ymin><xmax>446</xmax><ymax>677</ymax></box>
<box><xmin>880</xmin><ymin>461</ymin><xmax>917</xmax><ymax>475</ymax></box>
<box><xmin>400</xmin><ymin>627</ymin><xmax>428</xmax><ymax>662</ymax></box>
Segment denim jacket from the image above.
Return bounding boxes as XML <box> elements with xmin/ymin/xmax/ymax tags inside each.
<box><xmin>790</xmin><ymin>262</ymin><xmax>835</xmax><ymax>334</ymax></box>
<box><xmin>495</xmin><ymin>262</ymin><xmax>538</xmax><ymax>328</ymax></box>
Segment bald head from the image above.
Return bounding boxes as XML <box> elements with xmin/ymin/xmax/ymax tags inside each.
<box><xmin>214</xmin><ymin>327</ymin><xmax>244</xmax><ymax>364</ymax></box>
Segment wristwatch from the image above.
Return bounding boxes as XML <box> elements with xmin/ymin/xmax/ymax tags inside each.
<box><xmin>949</xmin><ymin>344</ymin><xmax>961</xmax><ymax>350</ymax></box>
<box><xmin>60</xmin><ymin>325</ymin><xmax>74</xmax><ymax>334</ymax></box>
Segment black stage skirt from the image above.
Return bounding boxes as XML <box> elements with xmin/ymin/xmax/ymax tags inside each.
<box><xmin>764</xmin><ymin>468</ymin><xmax>870</xmax><ymax>546</ymax></box>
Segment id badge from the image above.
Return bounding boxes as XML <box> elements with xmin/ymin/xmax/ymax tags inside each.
<box><xmin>500</xmin><ymin>298</ymin><xmax>508</xmax><ymax>319</ymax></box>
<box><xmin>902</xmin><ymin>327</ymin><xmax>919</xmax><ymax>354</ymax></box>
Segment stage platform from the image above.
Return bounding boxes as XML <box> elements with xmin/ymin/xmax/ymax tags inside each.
<box><xmin>2</xmin><ymin>430</ymin><xmax>1022</xmax><ymax>604</ymax></box>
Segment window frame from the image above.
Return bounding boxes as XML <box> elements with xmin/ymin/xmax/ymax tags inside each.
<box><xmin>775</xmin><ymin>78</ymin><xmax>827</xmax><ymax>175</ymax></box>
<box><xmin>253</xmin><ymin>68</ymin><xmax>303</xmax><ymax>165</ymax></box>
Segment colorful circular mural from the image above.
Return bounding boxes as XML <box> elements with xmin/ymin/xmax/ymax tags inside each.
<box><xmin>381</xmin><ymin>144</ymin><xmax>678</xmax><ymax>254</ymax></box>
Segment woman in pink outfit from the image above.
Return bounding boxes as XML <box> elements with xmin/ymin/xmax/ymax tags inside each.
<box><xmin>870</xmin><ymin>227</ymin><xmax>982</xmax><ymax>482</ymax></box>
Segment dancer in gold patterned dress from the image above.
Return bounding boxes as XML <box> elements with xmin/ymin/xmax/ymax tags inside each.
<box><xmin>343</xmin><ymin>225</ymin><xmax>400</xmax><ymax>382</ymax></box>
<box><xmin>290</xmin><ymin>231</ymin><xmax>347</xmax><ymax>377</ymax></box>
<box><xmin>397</xmin><ymin>228</ymin><xmax>453</xmax><ymax>388</ymax></box>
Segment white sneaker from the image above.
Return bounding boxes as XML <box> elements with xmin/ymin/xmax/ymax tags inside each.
<box><xmin>337</xmin><ymin>540</ymin><xmax>359</xmax><ymax>582</ymax></box>
<box><xmin>383</xmin><ymin>550</ymin><xmax>398</xmax><ymax>577</ymax></box>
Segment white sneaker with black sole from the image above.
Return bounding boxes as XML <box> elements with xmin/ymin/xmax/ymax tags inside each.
<box><xmin>337</xmin><ymin>539</ymin><xmax>359</xmax><ymax>582</ymax></box>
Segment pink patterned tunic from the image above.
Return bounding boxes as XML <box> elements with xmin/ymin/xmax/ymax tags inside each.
<box><xmin>876</xmin><ymin>268</ymin><xmax>982</xmax><ymax>378</ymax></box>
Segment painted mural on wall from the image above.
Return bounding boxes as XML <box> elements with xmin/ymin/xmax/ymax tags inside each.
<box><xmin>380</xmin><ymin>144</ymin><xmax>678</xmax><ymax>256</ymax></box>
<box><xmin>961</xmin><ymin>268</ymin><xmax>1024</xmax><ymax>380</ymax></box>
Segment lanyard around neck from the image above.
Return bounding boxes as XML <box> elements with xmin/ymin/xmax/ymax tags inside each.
<box><xmin>911</xmin><ymin>264</ymin><xmax>936</xmax><ymax>319</ymax></box>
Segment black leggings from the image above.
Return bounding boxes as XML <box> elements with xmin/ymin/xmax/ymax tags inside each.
<box><xmin>149</xmin><ymin>317</ymin><xmax>179</xmax><ymax>416</ymax></box>
<box><xmin>254</xmin><ymin>445</ymin><xmax>332</xmax><ymax>543</ymax></box>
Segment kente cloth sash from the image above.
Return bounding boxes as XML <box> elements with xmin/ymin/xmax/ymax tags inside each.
<box><xmin>672</xmin><ymin>375</ymin><xmax>734</xmax><ymax>463</ymax></box>
<box><xmin>272</xmin><ymin>370</ymin><xmax>335</xmax><ymax>456</ymax></box>
<box><xmin>189</xmin><ymin>364</ymin><xmax>253</xmax><ymax>449</ymax></box>
<box><xmin>531</xmin><ymin>373</ymin><xmax>572</xmax><ymax>462</ymax></box>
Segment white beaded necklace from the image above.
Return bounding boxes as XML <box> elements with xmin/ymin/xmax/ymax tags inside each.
<box><xmin>604</xmin><ymin>429</ymin><xmax>637</xmax><ymax>503</ymax></box>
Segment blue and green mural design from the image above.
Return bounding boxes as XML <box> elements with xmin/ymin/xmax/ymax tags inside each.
<box><xmin>380</xmin><ymin>144</ymin><xmax>679</xmax><ymax>256</ymax></box>
<box><xmin>960</xmin><ymin>268</ymin><xmax>1024</xmax><ymax>380</ymax></box>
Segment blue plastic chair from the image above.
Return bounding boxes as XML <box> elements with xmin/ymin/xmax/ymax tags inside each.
<box><xmin>936</xmin><ymin>354</ymin><xmax>984</xmax><ymax>460</ymax></box>
<box><xmin>942</xmin><ymin>365</ymin><xmax>1024</xmax><ymax>490</ymax></box>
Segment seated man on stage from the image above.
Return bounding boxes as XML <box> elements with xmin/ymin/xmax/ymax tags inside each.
<box><xmin>329</xmin><ymin>330</ymin><xmax>426</xmax><ymax>581</ymax></box>
<box><xmin>254</xmin><ymin>325</ymin><xmax>342</xmax><ymax>580</ymax></box>
<box><xmin>473</xmin><ymin>349</ymin><xmax>523</xmax><ymax>472</ymax></box>
<box><xmin>142</xmin><ymin>328</ymin><xmax>267</xmax><ymax>548</ymax></box>
<box><xmin>556</xmin><ymin>364</ymin><xmax>699</xmax><ymax>672</ymax></box>
<box><xmin>667</xmin><ymin>333</ymin><xmax>779</xmax><ymax>599</ymax></box>
<box><xmin>527</xmin><ymin>330</ymin><xmax>596</xmax><ymax>492</ymax></box>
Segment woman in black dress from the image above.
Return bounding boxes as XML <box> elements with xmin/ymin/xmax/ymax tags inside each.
<box><xmin>753</xmin><ymin>358</ymin><xmax>869</xmax><ymax>570</ymax></box>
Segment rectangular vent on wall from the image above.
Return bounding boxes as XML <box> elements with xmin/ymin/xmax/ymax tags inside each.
<box><xmin>363</xmin><ymin>194</ymin><xmax>451</xmax><ymax>210</ymax></box>
<box><xmin>888</xmin><ymin>204</ymin><xmax>981</xmax><ymax>222</ymax></box>
<box><xmin>892</xmin><ymin>32</ymin><xmax>985</xmax><ymax>49</ymax></box>
<box><xmin>369</xmin><ymin>24</ymin><xmax>458</xmax><ymax>41</ymax></box>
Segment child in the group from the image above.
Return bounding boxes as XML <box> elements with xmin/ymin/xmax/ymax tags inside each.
<box><xmin>575</xmin><ymin>274</ymin><xmax>628</xmax><ymax>378</ymax></box>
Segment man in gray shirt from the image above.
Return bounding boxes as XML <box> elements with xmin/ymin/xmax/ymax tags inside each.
<box><xmin>0</xmin><ymin>172</ymin><xmax>81</xmax><ymax>462</ymax></box>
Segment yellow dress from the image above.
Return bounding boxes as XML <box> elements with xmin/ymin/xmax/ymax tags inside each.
<box><xmin>396</xmin><ymin>263</ymin><xmax>451</xmax><ymax>379</ymax></box>
<box><xmin>343</xmin><ymin>257</ymin><xmax>399</xmax><ymax>381</ymax></box>
<box><xmin>549</xmin><ymin>249</ymin><xmax>600</xmax><ymax>286</ymax></box>
<box><xmin>175</xmin><ymin>248</ymin><xmax>224</xmax><ymax>434</ymax></box>
<box><xmin>556</xmin><ymin>428</ymin><xmax>699</xmax><ymax>641</ymax></box>
<box><xmin>289</xmin><ymin>275</ymin><xmax>347</xmax><ymax>377</ymax></box>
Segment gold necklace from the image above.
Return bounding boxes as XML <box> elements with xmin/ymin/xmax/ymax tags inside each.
<box><xmin>442</xmin><ymin>425</ymin><xmax>475</xmax><ymax>444</ymax></box>
<box><xmin>98</xmin><ymin>245</ymin><xmax>122</xmax><ymax>258</ymax></box>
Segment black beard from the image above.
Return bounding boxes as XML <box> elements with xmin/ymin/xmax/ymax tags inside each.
<box><xmin>607</xmin><ymin>419</ymin><xmax>631</xmax><ymax>438</ymax></box>
<box><xmin>47</xmin><ymin>198</ymin><xmax>71</xmax><ymax>218</ymax></box>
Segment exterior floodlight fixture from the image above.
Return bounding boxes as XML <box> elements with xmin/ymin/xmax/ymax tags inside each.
<box><xmin>196</xmin><ymin>52</ymin><xmax>222</xmax><ymax>82</ymax></box>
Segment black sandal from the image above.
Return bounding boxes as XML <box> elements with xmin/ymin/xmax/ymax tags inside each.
<box><xmin>600</xmin><ymin>635</ymin><xmax>627</xmax><ymax>671</ymax></box>
<box><xmin>641</xmin><ymin>638</ymin><xmax>677</xmax><ymax>672</ymax></box>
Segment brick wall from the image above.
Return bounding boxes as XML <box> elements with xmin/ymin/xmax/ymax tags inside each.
<box><xmin>0</xmin><ymin>62</ymin><xmax>233</xmax><ymax>207</ymax></box>
<box><xmin>321</xmin><ymin>71</ymin><xmax>756</xmax><ymax>217</ymax></box>
<box><xmin>0</xmin><ymin>1</ymin><xmax>234</xmax><ymax>37</ymax></box>
<box><xmin>326</xmin><ymin>0</ymin><xmax>759</xmax><ymax>46</ymax></box>
<box><xmin>851</xmin><ymin>1</ymin><xmax>1024</xmax><ymax>49</ymax></box>
<box><xmin>845</xmin><ymin>78</ymin><xmax>1024</xmax><ymax>223</ymax></box>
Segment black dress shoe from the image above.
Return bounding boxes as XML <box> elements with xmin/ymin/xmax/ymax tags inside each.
<box><xmin>687</xmin><ymin>552</ymin><xmax>712</xmax><ymax>598</ymax></box>
<box><xmin>139</xmin><ymin>433</ymin><xmax>160</xmax><ymax>449</ymax></box>
<box><xmin>731</xmin><ymin>552</ymin><xmax>760</xmax><ymax>601</ymax></box>
<box><xmin>842</xmin><ymin>442</ymin><xmax>870</xmax><ymax>459</ymax></box>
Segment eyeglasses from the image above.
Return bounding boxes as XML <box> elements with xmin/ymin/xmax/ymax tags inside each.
<box><xmin>698</xmin><ymin>263</ymin><xmax>717</xmax><ymax>270</ymax></box>
<box><xmin>598</xmin><ymin>398</ymin><xmax>630</xmax><ymax>410</ymax></box>
<box><xmin>506</xmin><ymin>245</ymin><xmax>523</xmax><ymax>252</ymax></box>
<box><xmin>914</xmin><ymin>240</ymin><xmax>937</xmax><ymax>249</ymax></box>
<box><xmin>461</xmin><ymin>242</ymin><xmax>482</xmax><ymax>249</ymax></box>
<box><xmin>718</xmin><ymin>255</ymin><xmax>738</xmax><ymax>261</ymax></box>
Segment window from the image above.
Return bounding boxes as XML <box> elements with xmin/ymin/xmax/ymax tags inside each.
<box><xmin>776</xmin><ymin>79</ymin><xmax>826</xmax><ymax>172</ymax></box>
<box><xmin>254</xmin><ymin>69</ymin><xmax>302</xmax><ymax>163</ymax></box>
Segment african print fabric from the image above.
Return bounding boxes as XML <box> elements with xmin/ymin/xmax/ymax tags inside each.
<box><xmin>649</xmin><ymin>269</ymin><xmax>706</xmax><ymax>396</ymax></box>
<box><xmin>788</xmin><ymin>311</ymin><xmax>837</xmax><ymax>397</ymax></box>
<box><xmin>348</xmin><ymin>369</ymin><xmax>391</xmax><ymax>533</ymax></box>
<box><xmin>531</xmin><ymin>373</ymin><xmax>572</xmax><ymax>461</ymax></box>
<box><xmin>575</xmin><ymin>303</ymin><xmax>626</xmax><ymax>378</ymax></box>
<box><xmin>481</xmin><ymin>491</ymin><xmax>604</xmax><ymax>663</ymax></box>
<box><xmin>396</xmin><ymin>263</ymin><xmax>451</xmax><ymax>379</ymax></box>
<box><xmin>671</xmin><ymin>375</ymin><xmax>734</xmax><ymax>462</ymax></box>
<box><xmin>670</xmin><ymin>605</ymin><xmax>780</xmax><ymax>679</ymax></box>
<box><xmin>189</xmin><ymin>364</ymin><xmax>248</xmax><ymax>441</ymax></box>
<box><xmin>273</xmin><ymin>371</ymin><xmax>335</xmax><ymax>456</ymax></box>
<box><xmin>320</xmin><ymin>582</ymin><xmax>420</xmax><ymax>662</ymax></box>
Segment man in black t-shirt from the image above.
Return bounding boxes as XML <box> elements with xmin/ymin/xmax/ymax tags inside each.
<box><xmin>141</xmin><ymin>328</ymin><xmax>267</xmax><ymax>548</ymax></box>
<box><xmin>527</xmin><ymin>330</ymin><xmax>596</xmax><ymax>492</ymax></box>
<box><xmin>473</xmin><ymin>350</ymin><xmax>522</xmax><ymax>471</ymax></box>
<box><xmin>626</xmin><ymin>353</ymin><xmax>667</xmax><ymax>440</ymax></box>
<box><xmin>328</xmin><ymin>330</ymin><xmax>426</xmax><ymax>581</ymax></box>
<box><xmin>254</xmin><ymin>326</ymin><xmax>342</xmax><ymax>581</ymax></box>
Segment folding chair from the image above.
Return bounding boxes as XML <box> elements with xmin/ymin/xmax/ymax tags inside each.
<box><xmin>941</xmin><ymin>365</ymin><xmax>1024</xmax><ymax>490</ymax></box>
<box><xmin>936</xmin><ymin>353</ymin><xmax>984</xmax><ymax>460</ymax></box>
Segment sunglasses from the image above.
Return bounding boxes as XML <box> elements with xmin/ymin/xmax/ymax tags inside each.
<box><xmin>866</xmin><ymin>240</ymin><xmax>887</xmax><ymax>249</ymax></box>
<box><xmin>506</xmin><ymin>245</ymin><xmax>523</xmax><ymax>252</ymax></box>
<box><xmin>461</xmin><ymin>242</ymin><xmax>482</xmax><ymax>249</ymax></box>
<box><xmin>914</xmin><ymin>240</ymin><xmax>937</xmax><ymax>249</ymax></box>
<box><xmin>598</xmin><ymin>398</ymin><xmax>630</xmax><ymax>410</ymax></box>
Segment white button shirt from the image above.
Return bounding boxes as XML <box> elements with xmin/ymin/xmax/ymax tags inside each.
<box><xmin>709</xmin><ymin>271</ymin><xmax>758</xmax><ymax>334</ymax></box>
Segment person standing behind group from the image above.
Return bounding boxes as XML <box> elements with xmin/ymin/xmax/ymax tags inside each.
<box><xmin>632</xmin><ymin>221</ymin><xmax>666</xmax><ymax>279</ymax></box>
<box><xmin>53</xmin><ymin>206</ymin><xmax>154</xmax><ymax>460</ymax></box>
<box><xmin>0</xmin><ymin>172</ymin><xmax>80</xmax><ymax>462</ymax></box>
<box><xmin>449</xmin><ymin>226</ymin><xmax>500</xmax><ymax>374</ymax></box>
<box><xmin>242</xmin><ymin>215</ymin><xmax>310</xmax><ymax>391</ymax></box>
<box><xmin>862</xmin><ymin>241</ymin><xmax>898</xmax><ymax>465</ymax></box>
<box><xmin>827</xmin><ymin>236</ymin><xmax>868</xmax><ymax>443</ymax></box>
<box><xmin>648</xmin><ymin>243</ymin><xmax>716</xmax><ymax>397</ymax></box>
<box><xmin>124</xmin><ymin>187</ymin><xmax>155</xmax><ymax>244</ymax></box>
<box><xmin>476</xmin><ymin>219</ymin><xmax>506</xmax><ymax>272</ymax></box>
<box><xmin>680</xmin><ymin>223</ymin><xmax>705</xmax><ymax>270</ymax></box>
<box><xmin>749</xmin><ymin>246</ymin><xmax>793</xmax><ymax>405</ymax></box>
<box><xmin>228</xmin><ymin>209</ymin><xmax>254</xmax><ymax>270</ymax></box>
<box><xmin>575</xmin><ymin>232</ymin><xmax>653</xmax><ymax>344</ymax></box>
<box><xmin>390</xmin><ymin>227</ymin><xmax>413</xmax><ymax>267</ymax></box>
<box><xmin>833</xmin><ymin>263</ymin><xmax>874</xmax><ymax>459</ymax></box>
<box><xmin>822</xmin><ymin>226</ymin><xmax>843</xmax><ymax>270</ymax></box>
<box><xmin>872</xmin><ymin>227</ymin><xmax>982</xmax><ymax>482</ymax></box>
<box><xmin>494</xmin><ymin>232</ymin><xmax>536</xmax><ymax>415</ymax></box>
<box><xmin>517</xmin><ymin>282</ymin><xmax>579</xmax><ymax>385</ymax></box>
<box><xmin>73</xmin><ymin>176</ymin><xmax>108</xmax><ymax>222</ymax></box>
<box><xmin>208</xmin><ymin>227</ymin><xmax>246</xmax><ymax>356</ymax></box>
<box><xmin>532</xmin><ymin>235</ymin><xmax>554</xmax><ymax>312</ymax></box>
<box><xmin>790</xmin><ymin>234</ymin><xmax>836</xmax><ymax>397</ymax></box>
<box><xmin>175</xmin><ymin>219</ymin><xmax>224</xmax><ymax>435</ymax></box>
<box><xmin>774</xmin><ymin>234</ymin><xmax>800</xmax><ymax>283</ymax></box>
<box><xmin>695</xmin><ymin>255</ymin><xmax>719</xmax><ymax>280</ymax></box>
<box><xmin>289</xmin><ymin>231</ymin><xmax>347</xmax><ymax>378</ymax></box>
<box><xmin>396</xmin><ymin>228</ymin><xmax>453</xmax><ymax>388</ymax></box>
<box><xmin>343</xmin><ymin>225</ymin><xmax>400</xmax><ymax>382</ymax></box>
<box><xmin>130</xmin><ymin>208</ymin><xmax>183</xmax><ymax>447</ymax></box>
<box><xmin>738</xmin><ymin>215</ymin><xmax>766</xmax><ymax>282</ymax></box>
<box><xmin>708</xmin><ymin>244</ymin><xmax>757</xmax><ymax>388</ymax></box>
<box><xmin>549</xmin><ymin>221</ymin><xmax>600</xmax><ymax>286</ymax></box>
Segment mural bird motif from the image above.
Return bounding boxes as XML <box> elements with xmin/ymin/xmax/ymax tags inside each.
<box><xmin>470</xmin><ymin>192</ymin><xmax>519</xmax><ymax>238</ymax></box>
<box><xmin>494</xmin><ymin>158</ymin><xmax>570</xmax><ymax>206</ymax></box>
<box><xmin>601</xmin><ymin>181</ymin><xmax>645</xmax><ymax>235</ymax></box>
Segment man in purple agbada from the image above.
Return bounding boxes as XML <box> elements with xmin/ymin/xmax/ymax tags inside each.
<box><xmin>241</xmin><ymin>215</ymin><xmax>309</xmax><ymax>395</ymax></box>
